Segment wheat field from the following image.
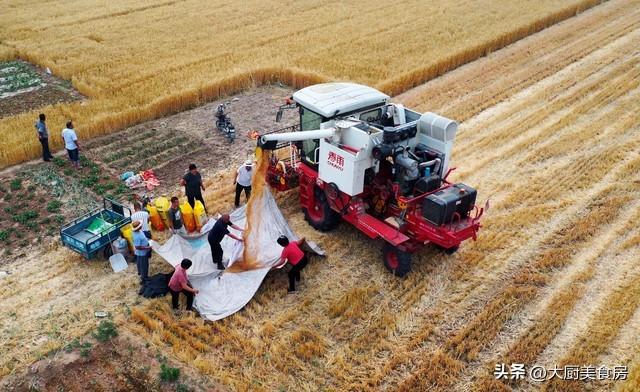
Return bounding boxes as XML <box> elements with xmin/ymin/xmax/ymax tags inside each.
<box><xmin>0</xmin><ymin>0</ymin><xmax>601</xmax><ymax>168</ymax></box>
<box><xmin>2</xmin><ymin>0</ymin><xmax>640</xmax><ymax>391</ymax></box>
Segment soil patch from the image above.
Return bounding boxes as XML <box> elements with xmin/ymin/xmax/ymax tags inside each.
<box><xmin>0</xmin><ymin>155</ymin><xmax>128</xmax><ymax>263</ymax></box>
<box><xmin>0</xmin><ymin>60</ymin><xmax>83</xmax><ymax>118</ymax></box>
<box><xmin>0</xmin><ymin>329</ymin><xmax>218</xmax><ymax>392</ymax></box>
<box><xmin>83</xmin><ymin>85</ymin><xmax>297</xmax><ymax>196</ymax></box>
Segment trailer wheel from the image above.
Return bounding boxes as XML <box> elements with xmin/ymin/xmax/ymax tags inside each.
<box><xmin>303</xmin><ymin>187</ymin><xmax>340</xmax><ymax>232</ymax></box>
<box><xmin>102</xmin><ymin>244</ymin><xmax>113</xmax><ymax>259</ymax></box>
<box><xmin>382</xmin><ymin>243</ymin><xmax>411</xmax><ymax>277</ymax></box>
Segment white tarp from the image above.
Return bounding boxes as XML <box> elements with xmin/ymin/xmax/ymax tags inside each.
<box><xmin>151</xmin><ymin>188</ymin><xmax>323</xmax><ymax>321</ymax></box>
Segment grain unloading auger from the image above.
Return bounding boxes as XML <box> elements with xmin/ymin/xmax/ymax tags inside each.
<box><xmin>257</xmin><ymin>83</ymin><xmax>484</xmax><ymax>277</ymax></box>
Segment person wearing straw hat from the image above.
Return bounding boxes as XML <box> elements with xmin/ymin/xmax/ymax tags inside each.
<box><xmin>233</xmin><ymin>159</ymin><xmax>254</xmax><ymax>208</ymax></box>
<box><xmin>132</xmin><ymin>220</ymin><xmax>152</xmax><ymax>282</ymax></box>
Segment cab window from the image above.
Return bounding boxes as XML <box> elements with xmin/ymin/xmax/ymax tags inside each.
<box><xmin>299</xmin><ymin>107</ymin><xmax>325</xmax><ymax>165</ymax></box>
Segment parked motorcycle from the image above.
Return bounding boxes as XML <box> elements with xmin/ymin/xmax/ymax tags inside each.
<box><xmin>215</xmin><ymin>102</ymin><xmax>236</xmax><ymax>143</ymax></box>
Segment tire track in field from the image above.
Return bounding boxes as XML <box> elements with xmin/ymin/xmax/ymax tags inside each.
<box><xmin>463</xmin><ymin>174</ymin><xmax>640</xmax><ymax>391</ymax></box>
<box><xmin>370</xmin><ymin>84</ymin><xmax>640</xmax><ymax>390</ymax></box>
<box><xmin>372</xmin><ymin>16</ymin><xmax>640</xmax><ymax>388</ymax></box>
<box><xmin>453</xmin><ymin>37</ymin><xmax>640</xmax><ymax>167</ymax></box>
<box><xmin>452</xmin><ymin>29</ymin><xmax>640</xmax><ymax>161</ymax></box>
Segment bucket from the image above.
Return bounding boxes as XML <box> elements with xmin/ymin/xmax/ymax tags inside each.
<box><xmin>155</xmin><ymin>197</ymin><xmax>170</xmax><ymax>228</ymax></box>
<box><xmin>111</xmin><ymin>236</ymin><xmax>129</xmax><ymax>257</ymax></box>
<box><xmin>147</xmin><ymin>204</ymin><xmax>165</xmax><ymax>231</ymax></box>
<box><xmin>193</xmin><ymin>200</ymin><xmax>207</xmax><ymax>231</ymax></box>
<box><xmin>120</xmin><ymin>224</ymin><xmax>134</xmax><ymax>252</ymax></box>
<box><xmin>180</xmin><ymin>202</ymin><xmax>196</xmax><ymax>233</ymax></box>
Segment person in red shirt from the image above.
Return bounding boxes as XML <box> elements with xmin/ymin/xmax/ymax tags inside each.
<box><xmin>275</xmin><ymin>235</ymin><xmax>308</xmax><ymax>293</ymax></box>
<box><xmin>168</xmin><ymin>259</ymin><xmax>199</xmax><ymax>312</ymax></box>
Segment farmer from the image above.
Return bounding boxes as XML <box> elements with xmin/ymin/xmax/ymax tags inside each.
<box><xmin>132</xmin><ymin>220</ymin><xmax>152</xmax><ymax>283</ymax></box>
<box><xmin>131</xmin><ymin>202</ymin><xmax>152</xmax><ymax>240</ymax></box>
<box><xmin>233</xmin><ymin>159</ymin><xmax>254</xmax><ymax>208</ymax></box>
<box><xmin>61</xmin><ymin>120</ymin><xmax>80</xmax><ymax>169</ymax></box>
<box><xmin>168</xmin><ymin>258</ymin><xmax>199</xmax><ymax>313</ymax></box>
<box><xmin>181</xmin><ymin>163</ymin><xmax>206</xmax><ymax>211</ymax></box>
<box><xmin>207</xmin><ymin>213</ymin><xmax>243</xmax><ymax>270</ymax></box>
<box><xmin>34</xmin><ymin>113</ymin><xmax>53</xmax><ymax>162</ymax></box>
<box><xmin>275</xmin><ymin>236</ymin><xmax>308</xmax><ymax>293</ymax></box>
<box><xmin>168</xmin><ymin>196</ymin><xmax>187</xmax><ymax>235</ymax></box>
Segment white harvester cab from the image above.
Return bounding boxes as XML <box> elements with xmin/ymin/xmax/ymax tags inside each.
<box><xmin>280</xmin><ymin>82</ymin><xmax>458</xmax><ymax>196</ymax></box>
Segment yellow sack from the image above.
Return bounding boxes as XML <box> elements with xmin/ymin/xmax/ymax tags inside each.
<box><xmin>180</xmin><ymin>201</ymin><xmax>196</xmax><ymax>233</ymax></box>
<box><xmin>193</xmin><ymin>200</ymin><xmax>207</xmax><ymax>231</ymax></box>
<box><xmin>147</xmin><ymin>204</ymin><xmax>165</xmax><ymax>231</ymax></box>
<box><xmin>120</xmin><ymin>223</ymin><xmax>134</xmax><ymax>252</ymax></box>
<box><xmin>155</xmin><ymin>196</ymin><xmax>170</xmax><ymax>228</ymax></box>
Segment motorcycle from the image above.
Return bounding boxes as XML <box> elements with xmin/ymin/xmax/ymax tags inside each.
<box><xmin>215</xmin><ymin>102</ymin><xmax>236</xmax><ymax>143</ymax></box>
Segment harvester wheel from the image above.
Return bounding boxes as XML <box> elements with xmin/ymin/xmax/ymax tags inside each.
<box><xmin>444</xmin><ymin>246</ymin><xmax>459</xmax><ymax>255</ymax></box>
<box><xmin>435</xmin><ymin>244</ymin><xmax>459</xmax><ymax>255</ymax></box>
<box><xmin>303</xmin><ymin>187</ymin><xmax>340</xmax><ymax>231</ymax></box>
<box><xmin>382</xmin><ymin>243</ymin><xmax>411</xmax><ymax>277</ymax></box>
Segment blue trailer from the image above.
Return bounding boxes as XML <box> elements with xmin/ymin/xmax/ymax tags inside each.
<box><xmin>60</xmin><ymin>198</ymin><xmax>131</xmax><ymax>259</ymax></box>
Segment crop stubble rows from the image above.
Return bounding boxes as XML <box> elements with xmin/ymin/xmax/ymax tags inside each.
<box><xmin>121</xmin><ymin>1</ymin><xmax>640</xmax><ymax>391</ymax></box>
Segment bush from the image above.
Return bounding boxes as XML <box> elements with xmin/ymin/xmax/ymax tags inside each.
<box><xmin>0</xmin><ymin>230</ymin><xmax>9</xmax><ymax>241</ymax></box>
<box><xmin>10</xmin><ymin>178</ymin><xmax>21</xmax><ymax>191</ymax></box>
<box><xmin>47</xmin><ymin>200</ymin><xmax>62</xmax><ymax>213</ymax></box>
<box><xmin>159</xmin><ymin>363</ymin><xmax>180</xmax><ymax>382</ymax></box>
<box><xmin>92</xmin><ymin>319</ymin><xmax>118</xmax><ymax>342</ymax></box>
<box><xmin>12</xmin><ymin>211</ymin><xmax>38</xmax><ymax>225</ymax></box>
<box><xmin>80</xmin><ymin>342</ymin><xmax>92</xmax><ymax>357</ymax></box>
<box><xmin>176</xmin><ymin>384</ymin><xmax>190</xmax><ymax>392</ymax></box>
<box><xmin>53</xmin><ymin>157</ymin><xmax>66</xmax><ymax>167</ymax></box>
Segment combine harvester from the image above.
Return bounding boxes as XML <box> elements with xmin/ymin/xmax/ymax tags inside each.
<box><xmin>259</xmin><ymin>82</ymin><xmax>484</xmax><ymax>276</ymax></box>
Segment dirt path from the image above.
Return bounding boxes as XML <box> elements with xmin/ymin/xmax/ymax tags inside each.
<box><xmin>82</xmin><ymin>85</ymin><xmax>296</xmax><ymax>197</ymax></box>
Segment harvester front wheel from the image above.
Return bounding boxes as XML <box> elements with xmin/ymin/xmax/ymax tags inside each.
<box><xmin>382</xmin><ymin>243</ymin><xmax>411</xmax><ymax>277</ymax></box>
<box><xmin>303</xmin><ymin>187</ymin><xmax>340</xmax><ymax>232</ymax></box>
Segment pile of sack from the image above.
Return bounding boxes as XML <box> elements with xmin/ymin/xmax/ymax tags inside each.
<box><xmin>121</xmin><ymin>169</ymin><xmax>161</xmax><ymax>190</ymax></box>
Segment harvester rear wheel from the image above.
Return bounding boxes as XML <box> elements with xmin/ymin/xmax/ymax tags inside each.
<box><xmin>303</xmin><ymin>187</ymin><xmax>340</xmax><ymax>232</ymax></box>
<box><xmin>382</xmin><ymin>243</ymin><xmax>411</xmax><ymax>277</ymax></box>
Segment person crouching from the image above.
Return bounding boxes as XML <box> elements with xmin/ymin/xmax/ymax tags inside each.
<box><xmin>168</xmin><ymin>258</ymin><xmax>199</xmax><ymax>313</ymax></box>
<box><xmin>275</xmin><ymin>235</ymin><xmax>308</xmax><ymax>293</ymax></box>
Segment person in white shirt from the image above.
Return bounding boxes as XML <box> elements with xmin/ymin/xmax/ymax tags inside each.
<box><xmin>233</xmin><ymin>159</ymin><xmax>254</xmax><ymax>208</ymax></box>
<box><xmin>61</xmin><ymin>121</ymin><xmax>80</xmax><ymax>168</ymax></box>
<box><xmin>131</xmin><ymin>202</ymin><xmax>152</xmax><ymax>240</ymax></box>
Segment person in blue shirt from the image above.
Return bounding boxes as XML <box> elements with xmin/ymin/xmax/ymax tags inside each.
<box><xmin>35</xmin><ymin>113</ymin><xmax>53</xmax><ymax>162</ymax></box>
<box><xmin>132</xmin><ymin>220</ymin><xmax>151</xmax><ymax>283</ymax></box>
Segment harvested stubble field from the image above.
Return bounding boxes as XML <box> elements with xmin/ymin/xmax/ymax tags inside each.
<box><xmin>1</xmin><ymin>0</ymin><xmax>640</xmax><ymax>391</ymax></box>
<box><xmin>0</xmin><ymin>0</ymin><xmax>601</xmax><ymax>168</ymax></box>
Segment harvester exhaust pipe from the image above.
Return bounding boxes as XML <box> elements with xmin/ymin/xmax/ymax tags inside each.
<box><xmin>258</xmin><ymin>128</ymin><xmax>337</xmax><ymax>150</ymax></box>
